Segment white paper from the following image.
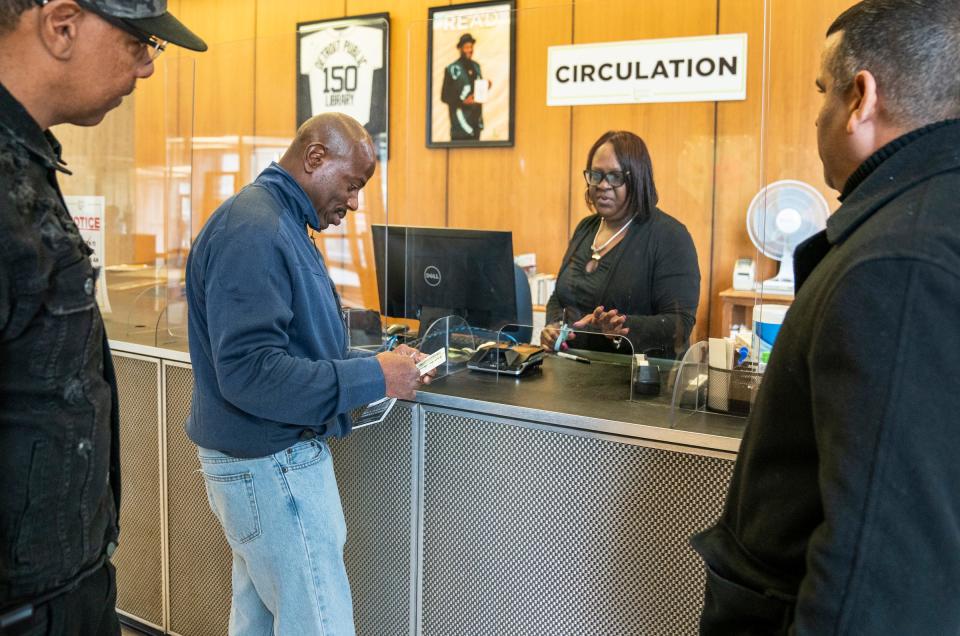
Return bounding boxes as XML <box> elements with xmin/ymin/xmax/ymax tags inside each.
<box><xmin>354</xmin><ymin>397</ymin><xmax>397</xmax><ymax>429</ymax></box>
<box><xmin>473</xmin><ymin>79</ymin><xmax>490</xmax><ymax>104</ymax></box>
<box><xmin>708</xmin><ymin>338</ymin><xmax>729</xmax><ymax>370</ymax></box>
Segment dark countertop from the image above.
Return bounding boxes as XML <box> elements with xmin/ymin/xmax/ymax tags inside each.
<box><xmin>109</xmin><ymin>336</ymin><xmax>746</xmax><ymax>453</ymax></box>
<box><xmin>417</xmin><ymin>354</ymin><xmax>746</xmax><ymax>453</ymax></box>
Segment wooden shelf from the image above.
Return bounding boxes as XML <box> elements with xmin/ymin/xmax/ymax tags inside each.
<box><xmin>718</xmin><ymin>287</ymin><xmax>794</xmax><ymax>335</ymax></box>
<box><xmin>719</xmin><ymin>288</ymin><xmax>794</xmax><ymax>301</ymax></box>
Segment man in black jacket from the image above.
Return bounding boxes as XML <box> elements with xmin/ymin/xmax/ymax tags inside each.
<box><xmin>440</xmin><ymin>33</ymin><xmax>484</xmax><ymax>141</ymax></box>
<box><xmin>693</xmin><ymin>1</ymin><xmax>960</xmax><ymax>633</ymax></box>
<box><xmin>0</xmin><ymin>2</ymin><xmax>204</xmax><ymax>634</ymax></box>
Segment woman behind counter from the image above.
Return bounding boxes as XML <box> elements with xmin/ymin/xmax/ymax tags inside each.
<box><xmin>541</xmin><ymin>130</ymin><xmax>700</xmax><ymax>359</ymax></box>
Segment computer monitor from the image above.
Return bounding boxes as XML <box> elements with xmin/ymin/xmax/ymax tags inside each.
<box><xmin>371</xmin><ymin>225</ymin><xmax>517</xmax><ymax>333</ymax></box>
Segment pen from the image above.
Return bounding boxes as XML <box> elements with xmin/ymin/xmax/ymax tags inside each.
<box><xmin>556</xmin><ymin>351</ymin><xmax>591</xmax><ymax>364</ymax></box>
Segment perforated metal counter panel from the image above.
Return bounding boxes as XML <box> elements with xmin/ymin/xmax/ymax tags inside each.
<box><xmin>110</xmin><ymin>350</ymin><xmax>736</xmax><ymax>636</ymax></box>
<box><xmin>329</xmin><ymin>405</ymin><xmax>414</xmax><ymax>636</ymax></box>
<box><xmin>112</xmin><ymin>354</ymin><xmax>164</xmax><ymax>629</ymax></box>
<box><xmin>164</xmin><ymin>363</ymin><xmax>232</xmax><ymax>636</ymax></box>
<box><xmin>118</xmin><ymin>359</ymin><xmax>414</xmax><ymax>636</ymax></box>
<box><xmin>420</xmin><ymin>409</ymin><xmax>734</xmax><ymax>636</ymax></box>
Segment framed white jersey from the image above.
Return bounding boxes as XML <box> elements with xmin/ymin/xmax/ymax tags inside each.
<box><xmin>297</xmin><ymin>14</ymin><xmax>389</xmax><ymax>155</ymax></box>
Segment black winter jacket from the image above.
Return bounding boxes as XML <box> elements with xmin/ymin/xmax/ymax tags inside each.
<box><xmin>0</xmin><ymin>82</ymin><xmax>121</xmax><ymax>614</ymax></box>
<box><xmin>692</xmin><ymin>119</ymin><xmax>960</xmax><ymax>634</ymax></box>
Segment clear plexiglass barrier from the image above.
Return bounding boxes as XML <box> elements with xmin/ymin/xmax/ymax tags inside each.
<box><xmin>398</xmin><ymin>1</ymin><xmax>777</xmax><ymax>420</ymax></box>
<box><xmin>53</xmin><ymin>53</ymin><xmax>196</xmax><ymax>350</ymax></box>
<box><xmin>55</xmin><ymin>0</ymin><xmax>856</xmax><ymax>421</ymax></box>
<box><xmin>416</xmin><ymin>315</ymin><xmax>484</xmax><ymax>381</ymax></box>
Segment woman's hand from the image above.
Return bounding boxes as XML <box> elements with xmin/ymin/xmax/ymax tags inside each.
<box><xmin>540</xmin><ymin>323</ymin><xmax>561</xmax><ymax>350</ymax></box>
<box><xmin>540</xmin><ymin>323</ymin><xmax>576</xmax><ymax>350</ymax></box>
<box><xmin>573</xmin><ymin>306</ymin><xmax>630</xmax><ymax>337</ymax></box>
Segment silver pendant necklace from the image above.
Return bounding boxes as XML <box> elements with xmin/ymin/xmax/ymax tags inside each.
<box><xmin>590</xmin><ymin>216</ymin><xmax>633</xmax><ymax>261</ymax></box>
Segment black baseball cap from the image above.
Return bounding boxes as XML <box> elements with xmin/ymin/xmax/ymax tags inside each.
<box><xmin>457</xmin><ymin>33</ymin><xmax>476</xmax><ymax>49</ymax></box>
<box><xmin>72</xmin><ymin>0</ymin><xmax>207</xmax><ymax>51</ymax></box>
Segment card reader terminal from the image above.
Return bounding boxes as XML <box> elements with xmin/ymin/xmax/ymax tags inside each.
<box><xmin>467</xmin><ymin>343</ymin><xmax>545</xmax><ymax>376</ymax></box>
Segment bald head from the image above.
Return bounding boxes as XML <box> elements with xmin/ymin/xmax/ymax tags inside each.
<box><xmin>280</xmin><ymin>113</ymin><xmax>377</xmax><ymax>231</ymax></box>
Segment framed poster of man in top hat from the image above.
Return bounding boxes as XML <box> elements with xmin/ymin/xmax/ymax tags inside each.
<box><xmin>427</xmin><ymin>1</ymin><xmax>516</xmax><ymax>147</ymax></box>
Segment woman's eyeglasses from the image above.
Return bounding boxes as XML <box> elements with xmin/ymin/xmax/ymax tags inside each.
<box><xmin>583</xmin><ymin>169</ymin><xmax>630</xmax><ymax>188</ymax></box>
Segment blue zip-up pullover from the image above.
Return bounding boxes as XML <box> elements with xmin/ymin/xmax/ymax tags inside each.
<box><xmin>185</xmin><ymin>162</ymin><xmax>385</xmax><ymax>457</ymax></box>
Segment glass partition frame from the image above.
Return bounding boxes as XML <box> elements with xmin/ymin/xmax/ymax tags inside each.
<box><xmin>61</xmin><ymin>0</ymin><xmax>861</xmax><ymax>420</ymax></box>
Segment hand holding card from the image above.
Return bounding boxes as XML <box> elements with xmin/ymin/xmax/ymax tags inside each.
<box><xmin>415</xmin><ymin>348</ymin><xmax>446</xmax><ymax>377</ymax></box>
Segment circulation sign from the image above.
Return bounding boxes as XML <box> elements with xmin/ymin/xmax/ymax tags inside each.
<box><xmin>547</xmin><ymin>33</ymin><xmax>747</xmax><ymax>106</ymax></box>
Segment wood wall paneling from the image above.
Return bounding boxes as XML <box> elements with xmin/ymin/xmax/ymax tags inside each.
<box><xmin>446</xmin><ymin>2</ymin><xmax>573</xmax><ymax>278</ymax></box>
<box><xmin>113</xmin><ymin>0</ymin><xmax>861</xmax><ymax>336</ymax></box>
<box><xmin>763</xmin><ymin>0</ymin><xmax>850</xmax><ymax>194</ymax></box>
<box><xmin>171</xmin><ymin>55</ymin><xmax>197</xmax><ymax>260</ymax></box>
<box><xmin>254</xmin><ymin>1</ymin><xmax>345</xmax><ymax>138</ymax></box>
<box><xmin>707</xmin><ymin>0</ymin><xmax>851</xmax><ymax>336</ymax></box>
<box><xmin>179</xmin><ymin>0</ymin><xmax>256</xmax><ymax>45</ymax></box>
<box><xmin>53</xmin><ymin>101</ymin><xmax>135</xmax><ymax>266</ymax></box>
<box><xmin>392</xmin><ymin>0</ymin><xmax>450</xmax><ymax>229</ymax></box>
<box><xmin>179</xmin><ymin>0</ymin><xmax>256</xmax><ymax>235</ymax></box>
<box><xmin>710</xmin><ymin>0</ymin><xmax>767</xmax><ymax>337</ymax></box>
<box><xmin>760</xmin><ymin>0</ymin><xmax>848</xmax><ymax>295</ymax></box>
<box><xmin>247</xmin><ymin>1</ymin><xmax>451</xmax><ymax>308</ymax></box>
<box><xmin>348</xmin><ymin>0</ymin><xmax>449</xmax><ymax>229</ymax></box>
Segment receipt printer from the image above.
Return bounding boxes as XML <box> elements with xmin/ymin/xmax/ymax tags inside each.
<box><xmin>467</xmin><ymin>343</ymin><xmax>544</xmax><ymax>376</ymax></box>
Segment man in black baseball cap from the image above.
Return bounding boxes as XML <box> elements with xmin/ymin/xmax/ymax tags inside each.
<box><xmin>71</xmin><ymin>0</ymin><xmax>206</xmax><ymax>50</ymax></box>
<box><xmin>0</xmin><ymin>1</ymin><xmax>204</xmax><ymax>634</ymax></box>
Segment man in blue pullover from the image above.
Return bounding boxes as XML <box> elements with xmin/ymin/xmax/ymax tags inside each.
<box><xmin>185</xmin><ymin>112</ymin><xmax>424</xmax><ymax>635</ymax></box>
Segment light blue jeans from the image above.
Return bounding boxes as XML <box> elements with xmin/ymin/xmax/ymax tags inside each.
<box><xmin>198</xmin><ymin>438</ymin><xmax>355</xmax><ymax>636</ymax></box>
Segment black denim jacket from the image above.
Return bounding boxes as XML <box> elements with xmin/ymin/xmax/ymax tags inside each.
<box><xmin>0</xmin><ymin>82</ymin><xmax>121</xmax><ymax>610</ymax></box>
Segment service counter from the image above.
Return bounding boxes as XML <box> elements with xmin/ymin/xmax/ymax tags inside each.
<box><xmin>420</xmin><ymin>352</ymin><xmax>744</xmax><ymax>452</ymax></box>
<box><xmin>108</xmin><ymin>341</ymin><xmax>743</xmax><ymax>636</ymax></box>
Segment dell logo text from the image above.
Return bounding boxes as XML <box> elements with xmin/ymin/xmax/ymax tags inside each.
<box><xmin>423</xmin><ymin>266</ymin><xmax>442</xmax><ymax>287</ymax></box>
